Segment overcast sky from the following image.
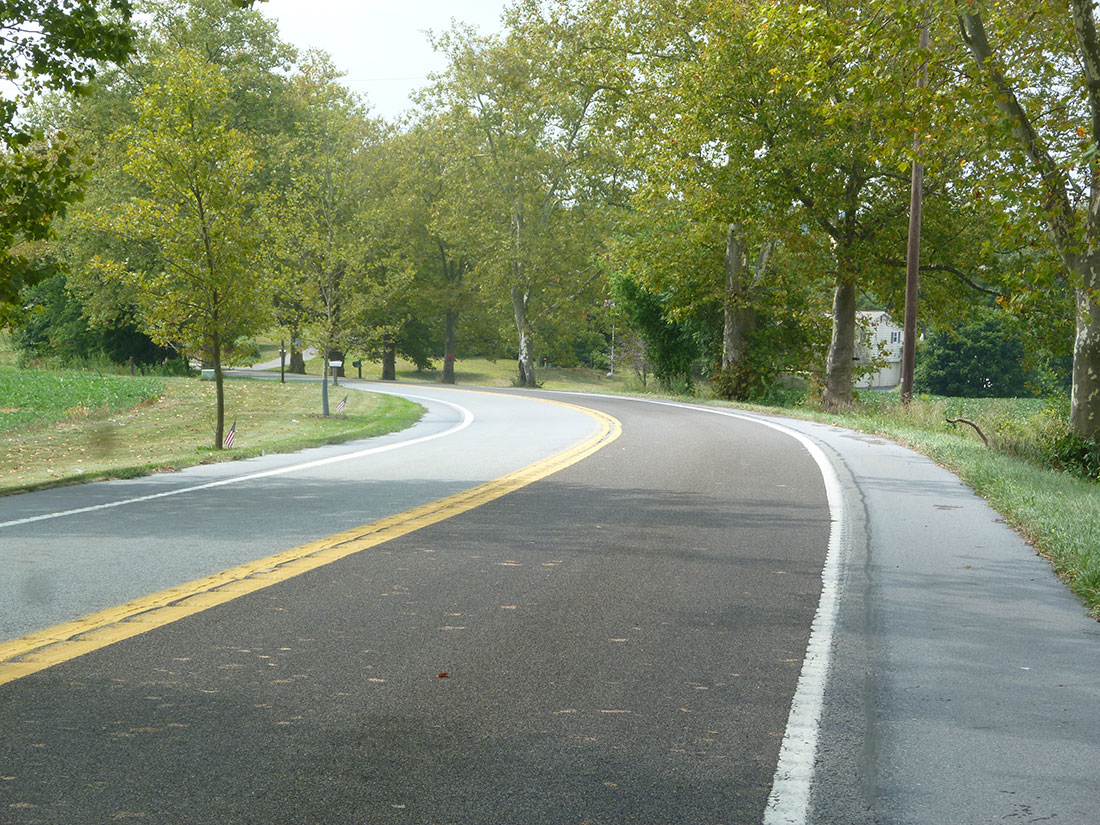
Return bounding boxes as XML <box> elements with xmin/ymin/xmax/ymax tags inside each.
<box><xmin>260</xmin><ymin>0</ymin><xmax>508</xmax><ymax>120</ymax></box>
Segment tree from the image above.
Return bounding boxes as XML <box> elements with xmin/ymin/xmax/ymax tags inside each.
<box><xmin>12</xmin><ymin>270</ymin><xmax>178</xmax><ymax>368</ymax></box>
<box><xmin>40</xmin><ymin>0</ymin><xmax>296</xmax><ymax>370</ymax></box>
<box><xmin>0</xmin><ymin>0</ymin><xmax>135</xmax><ymax>324</ymax></box>
<box><xmin>915</xmin><ymin>312</ymin><xmax>1034</xmax><ymax>397</ymax></box>
<box><xmin>387</xmin><ymin>114</ymin><xmax>487</xmax><ymax>384</ymax></box>
<box><xmin>269</xmin><ymin>51</ymin><xmax>413</xmax><ymax>401</ymax></box>
<box><xmin>425</xmin><ymin>5</ymin><xmax>621</xmax><ymax>387</ymax></box>
<box><xmin>955</xmin><ymin>1</ymin><xmax>1100</xmax><ymax>437</ymax></box>
<box><xmin>86</xmin><ymin>48</ymin><xmax>269</xmax><ymax>448</ymax></box>
<box><xmin>610</xmin><ymin>270</ymin><xmax>705</xmax><ymax>391</ymax></box>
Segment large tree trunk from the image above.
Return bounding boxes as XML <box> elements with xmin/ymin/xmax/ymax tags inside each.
<box><xmin>512</xmin><ymin>286</ymin><xmax>537</xmax><ymax>387</ymax></box>
<box><xmin>822</xmin><ymin>274</ymin><xmax>858</xmax><ymax>411</ymax></box>
<box><xmin>442</xmin><ymin>309</ymin><xmax>457</xmax><ymax>385</ymax></box>
<box><xmin>721</xmin><ymin>223</ymin><xmax>757</xmax><ymax>372</ymax></box>
<box><xmin>288</xmin><ymin>345</ymin><xmax>305</xmax><ymax>375</ymax></box>
<box><xmin>1071</xmin><ymin>274</ymin><xmax>1100</xmax><ymax>439</ymax></box>
<box><xmin>381</xmin><ymin>335</ymin><xmax>396</xmax><ymax>381</ymax></box>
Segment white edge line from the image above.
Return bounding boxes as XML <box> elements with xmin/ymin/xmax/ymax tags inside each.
<box><xmin>559</xmin><ymin>393</ymin><xmax>844</xmax><ymax>825</ymax></box>
<box><xmin>0</xmin><ymin>392</ymin><xmax>474</xmax><ymax>529</ymax></box>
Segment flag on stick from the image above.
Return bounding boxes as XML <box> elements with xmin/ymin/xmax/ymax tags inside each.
<box><xmin>223</xmin><ymin>421</ymin><xmax>236</xmax><ymax>449</ymax></box>
<box><xmin>335</xmin><ymin>394</ymin><xmax>347</xmax><ymax>413</ymax></box>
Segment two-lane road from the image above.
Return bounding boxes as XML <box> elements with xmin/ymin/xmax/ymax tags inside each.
<box><xmin>3</xmin><ymin>382</ymin><xmax>1099</xmax><ymax>824</ymax></box>
<box><xmin>1</xmin><ymin>384</ymin><xmax>830</xmax><ymax>824</ymax></box>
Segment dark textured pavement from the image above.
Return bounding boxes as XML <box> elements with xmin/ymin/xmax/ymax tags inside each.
<box><xmin>0</xmin><ymin>394</ymin><xmax>829</xmax><ymax>824</ymax></box>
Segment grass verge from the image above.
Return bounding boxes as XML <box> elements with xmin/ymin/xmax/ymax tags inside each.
<box><xmin>1</xmin><ymin>370</ymin><xmax>422</xmax><ymax>496</ymax></box>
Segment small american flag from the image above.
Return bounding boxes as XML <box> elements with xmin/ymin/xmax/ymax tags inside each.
<box><xmin>335</xmin><ymin>394</ymin><xmax>347</xmax><ymax>413</ymax></box>
<box><xmin>223</xmin><ymin>421</ymin><xmax>236</xmax><ymax>449</ymax></box>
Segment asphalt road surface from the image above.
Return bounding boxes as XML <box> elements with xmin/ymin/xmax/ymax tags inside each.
<box><xmin>2</xmin><ymin>382</ymin><xmax>1099</xmax><ymax>824</ymax></box>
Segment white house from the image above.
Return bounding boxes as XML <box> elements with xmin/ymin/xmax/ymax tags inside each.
<box><xmin>854</xmin><ymin>310</ymin><xmax>904</xmax><ymax>389</ymax></box>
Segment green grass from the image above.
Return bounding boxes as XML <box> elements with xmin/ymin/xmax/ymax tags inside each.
<box><xmin>1</xmin><ymin>368</ymin><xmax>422</xmax><ymax>495</ymax></box>
<box><xmin>0</xmin><ymin>365</ymin><xmax>165</xmax><ymax>432</ymax></box>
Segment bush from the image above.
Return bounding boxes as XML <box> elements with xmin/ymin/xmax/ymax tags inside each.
<box><xmin>14</xmin><ymin>272</ymin><xmax>177</xmax><ymax>368</ymax></box>
<box><xmin>1051</xmin><ymin>432</ymin><xmax>1100</xmax><ymax>481</ymax></box>
<box><xmin>914</xmin><ymin>313</ymin><xmax>1035</xmax><ymax>397</ymax></box>
<box><xmin>146</xmin><ymin>356</ymin><xmax>195</xmax><ymax>377</ymax></box>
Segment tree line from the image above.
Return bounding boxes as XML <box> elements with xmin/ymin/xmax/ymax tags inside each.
<box><xmin>3</xmin><ymin>0</ymin><xmax>1099</xmax><ymax>445</ymax></box>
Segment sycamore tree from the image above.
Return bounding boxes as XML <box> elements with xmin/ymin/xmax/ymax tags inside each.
<box><xmin>424</xmin><ymin>4</ymin><xmax>621</xmax><ymax>387</ymax></box>
<box><xmin>86</xmin><ymin>48</ymin><xmax>269</xmax><ymax>448</ymax></box>
<box><xmin>579</xmin><ymin>0</ymin><xmax>831</xmax><ymax>398</ymax></box>
<box><xmin>387</xmin><ymin>115</ymin><xmax>483</xmax><ymax>384</ymax></box>
<box><xmin>744</xmin><ymin>2</ymin><xmax>943</xmax><ymax>408</ymax></box>
<box><xmin>953</xmin><ymin>0</ymin><xmax>1100</xmax><ymax>438</ymax></box>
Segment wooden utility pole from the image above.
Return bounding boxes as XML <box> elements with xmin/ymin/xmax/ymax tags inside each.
<box><xmin>901</xmin><ymin>16</ymin><xmax>930</xmax><ymax>404</ymax></box>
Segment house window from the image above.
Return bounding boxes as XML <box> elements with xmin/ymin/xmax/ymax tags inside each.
<box><xmin>890</xmin><ymin>330</ymin><xmax>901</xmax><ymax>344</ymax></box>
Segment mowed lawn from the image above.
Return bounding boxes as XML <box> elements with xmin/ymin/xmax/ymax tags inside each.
<box><xmin>0</xmin><ymin>367</ymin><xmax>422</xmax><ymax>494</ymax></box>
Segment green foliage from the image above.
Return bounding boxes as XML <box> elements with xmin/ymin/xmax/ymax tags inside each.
<box><xmin>268</xmin><ymin>51</ymin><xmax>411</xmax><ymax>386</ymax></box>
<box><xmin>914</xmin><ymin>314</ymin><xmax>1036</xmax><ymax>398</ymax></box>
<box><xmin>393</xmin><ymin>318</ymin><xmax>436</xmax><ymax>372</ymax></box>
<box><xmin>0</xmin><ymin>1</ymin><xmax>132</xmax><ymax>110</ymax></box>
<box><xmin>1051</xmin><ymin>432</ymin><xmax>1100</xmax><ymax>482</ymax></box>
<box><xmin>12</xmin><ymin>272</ymin><xmax>176</xmax><ymax>367</ymax></box>
<box><xmin>90</xmin><ymin>48</ymin><xmax>269</xmax><ymax>349</ymax></box>
<box><xmin>424</xmin><ymin>8</ymin><xmax>623</xmax><ymax>387</ymax></box>
<box><xmin>610</xmin><ymin>272</ymin><xmax>701</xmax><ymax>391</ymax></box>
<box><xmin>83</xmin><ymin>47</ymin><xmax>271</xmax><ymax>447</ymax></box>
<box><xmin>0</xmin><ymin>0</ymin><xmax>135</xmax><ymax>324</ymax></box>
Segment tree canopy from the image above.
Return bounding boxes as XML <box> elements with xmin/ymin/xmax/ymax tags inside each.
<box><xmin>8</xmin><ymin>0</ymin><xmax>1100</xmax><ymax>440</ymax></box>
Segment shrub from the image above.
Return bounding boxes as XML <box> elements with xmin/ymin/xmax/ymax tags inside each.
<box><xmin>914</xmin><ymin>314</ymin><xmax>1035</xmax><ymax>397</ymax></box>
<box><xmin>1051</xmin><ymin>432</ymin><xmax>1100</xmax><ymax>481</ymax></box>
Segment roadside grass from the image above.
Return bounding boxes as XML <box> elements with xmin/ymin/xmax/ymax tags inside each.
<box><xmin>1</xmin><ymin>370</ymin><xmax>422</xmax><ymax>496</ymax></box>
<box><xmin>0</xmin><ymin>365</ymin><xmax>165</xmax><ymax>432</ymax></box>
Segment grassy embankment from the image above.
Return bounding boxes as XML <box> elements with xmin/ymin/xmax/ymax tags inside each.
<box><xmin>0</xmin><ymin>364</ymin><xmax>422</xmax><ymax>496</ymax></box>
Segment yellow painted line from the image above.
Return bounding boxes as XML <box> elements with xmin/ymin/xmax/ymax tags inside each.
<box><xmin>0</xmin><ymin>400</ymin><xmax>620</xmax><ymax>687</ymax></box>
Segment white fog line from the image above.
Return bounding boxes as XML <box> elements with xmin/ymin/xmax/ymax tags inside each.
<box><xmin>0</xmin><ymin>395</ymin><xmax>474</xmax><ymax>529</ymax></box>
<box><xmin>557</xmin><ymin>393</ymin><xmax>844</xmax><ymax>824</ymax></box>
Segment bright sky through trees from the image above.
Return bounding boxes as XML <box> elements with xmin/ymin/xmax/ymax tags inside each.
<box><xmin>260</xmin><ymin>0</ymin><xmax>506</xmax><ymax>118</ymax></box>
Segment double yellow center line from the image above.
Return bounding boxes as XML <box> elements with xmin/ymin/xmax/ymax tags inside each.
<box><xmin>0</xmin><ymin>400</ymin><xmax>621</xmax><ymax>687</ymax></box>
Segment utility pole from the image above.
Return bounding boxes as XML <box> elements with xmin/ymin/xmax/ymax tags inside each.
<box><xmin>901</xmin><ymin>15</ymin><xmax>929</xmax><ymax>405</ymax></box>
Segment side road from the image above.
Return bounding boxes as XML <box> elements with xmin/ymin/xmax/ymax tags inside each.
<box><xmin>755</xmin><ymin>412</ymin><xmax>1100</xmax><ymax>825</ymax></box>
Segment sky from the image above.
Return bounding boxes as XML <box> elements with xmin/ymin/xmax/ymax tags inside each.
<box><xmin>260</xmin><ymin>0</ymin><xmax>508</xmax><ymax>120</ymax></box>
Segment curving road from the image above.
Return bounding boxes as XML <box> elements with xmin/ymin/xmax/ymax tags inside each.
<box><xmin>1</xmin><ymin>382</ymin><xmax>1098</xmax><ymax>824</ymax></box>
